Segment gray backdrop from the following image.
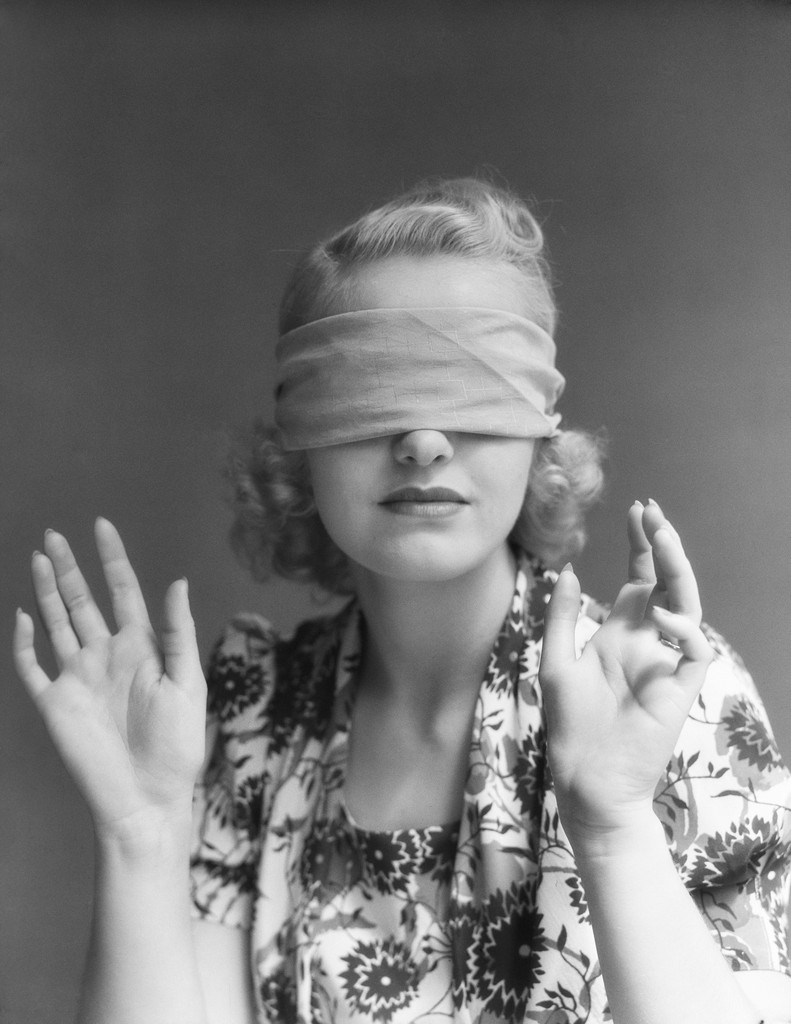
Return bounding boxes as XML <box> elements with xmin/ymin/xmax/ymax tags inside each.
<box><xmin>2</xmin><ymin>3</ymin><xmax>791</xmax><ymax>1021</ymax></box>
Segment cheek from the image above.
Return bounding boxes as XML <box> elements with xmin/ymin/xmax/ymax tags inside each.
<box><xmin>308</xmin><ymin>457</ymin><xmax>348</xmax><ymax>519</ymax></box>
<box><xmin>477</xmin><ymin>444</ymin><xmax>535</xmax><ymax>512</ymax></box>
<box><xmin>499</xmin><ymin>474</ymin><xmax>532</xmax><ymax>526</ymax></box>
<box><xmin>306</xmin><ymin>450</ymin><xmax>374</xmax><ymax>547</ymax></box>
<box><xmin>305</xmin><ymin>449</ymin><xmax>336</xmax><ymax>504</ymax></box>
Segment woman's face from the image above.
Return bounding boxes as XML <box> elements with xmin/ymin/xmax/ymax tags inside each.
<box><xmin>305</xmin><ymin>256</ymin><xmax>539</xmax><ymax>585</ymax></box>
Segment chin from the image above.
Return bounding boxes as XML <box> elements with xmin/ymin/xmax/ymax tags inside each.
<box><xmin>353</xmin><ymin>542</ymin><xmax>497</xmax><ymax>586</ymax></box>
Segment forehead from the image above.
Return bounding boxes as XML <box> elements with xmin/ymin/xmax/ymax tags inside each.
<box><xmin>335</xmin><ymin>256</ymin><xmax>534</xmax><ymax>320</ymax></box>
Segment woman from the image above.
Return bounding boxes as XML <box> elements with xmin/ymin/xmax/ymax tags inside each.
<box><xmin>15</xmin><ymin>178</ymin><xmax>791</xmax><ymax>1022</ymax></box>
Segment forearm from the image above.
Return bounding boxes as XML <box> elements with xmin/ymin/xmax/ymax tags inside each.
<box><xmin>572</xmin><ymin>812</ymin><xmax>762</xmax><ymax>1024</ymax></box>
<box><xmin>78</xmin><ymin>812</ymin><xmax>207</xmax><ymax>1024</ymax></box>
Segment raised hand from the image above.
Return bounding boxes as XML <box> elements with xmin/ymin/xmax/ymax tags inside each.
<box><xmin>13</xmin><ymin>519</ymin><xmax>207</xmax><ymax>841</ymax></box>
<box><xmin>539</xmin><ymin>500</ymin><xmax>714</xmax><ymax>842</ymax></box>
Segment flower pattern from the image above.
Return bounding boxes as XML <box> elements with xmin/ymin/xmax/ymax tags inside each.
<box><xmin>723</xmin><ymin>694</ymin><xmax>786</xmax><ymax>774</ymax></box>
<box><xmin>340</xmin><ymin>937</ymin><xmax>424</xmax><ymax>1022</ymax></box>
<box><xmin>208</xmin><ymin>652</ymin><xmax>265</xmax><ymax>722</ymax></box>
<box><xmin>191</xmin><ymin>554</ymin><xmax>791</xmax><ymax>1022</ymax></box>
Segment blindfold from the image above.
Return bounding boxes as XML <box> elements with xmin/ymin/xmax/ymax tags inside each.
<box><xmin>275</xmin><ymin>307</ymin><xmax>565</xmax><ymax>450</ymax></box>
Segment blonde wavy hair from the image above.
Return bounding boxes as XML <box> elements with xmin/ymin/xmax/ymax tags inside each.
<box><xmin>228</xmin><ymin>177</ymin><xmax>605</xmax><ymax>595</ymax></box>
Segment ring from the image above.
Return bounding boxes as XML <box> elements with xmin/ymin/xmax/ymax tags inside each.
<box><xmin>659</xmin><ymin>635</ymin><xmax>681</xmax><ymax>652</ymax></box>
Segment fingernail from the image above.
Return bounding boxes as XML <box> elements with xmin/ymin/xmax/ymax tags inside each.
<box><xmin>561</xmin><ymin>562</ymin><xmax>574</xmax><ymax>574</ymax></box>
<box><xmin>632</xmin><ymin>499</ymin><xmax>644</xmax><ymax>509</ymax></box>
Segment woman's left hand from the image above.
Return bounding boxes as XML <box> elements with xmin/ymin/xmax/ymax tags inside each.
<box><xmin>539</xmin><ymin>500</ymin><xmax>714</xmax><ymax>843</ymax></box>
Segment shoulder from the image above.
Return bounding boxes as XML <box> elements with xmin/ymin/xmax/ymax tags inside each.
<box><xmin>574</xmin><ymin>593</ymin><xmax>785</xmax><ymax>774</ymax></box>
<box><xmin>206</xmin><ymin>613</ymin><xmax>279</xmax><ymax>724</ymax></box>
<box><xmin>693</xmin><ymin>621</ymin><xmax>789</xmax><ymax>784</ymax></box>
<box><xmin>527</xmin><ymin>559</ymin><xmax>785</xmax><ymax>774</ymax></box>
<box><xmin>206</xmin><ymin>603</ymin><xmax>357</xmax><ymax>728</ymax></box>
<box><xmin>524</xmin><ymin>554</ymin><xmax>763</xmax><ymax>710</ymax></box>
<box><xmin>657</xmin><ymin>622</ymin><xmax>791</xmax><ymax>885</ymax></box>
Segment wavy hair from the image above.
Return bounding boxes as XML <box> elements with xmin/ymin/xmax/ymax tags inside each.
<box><xmin>279</xmin><ymin>176</ymin><xmax>557</xmax><ymax>335</ymax></box>
<box><xmin>228</xmin><ymin>177</ymin><xmax>605</xmax><ymax>594</ymax></box>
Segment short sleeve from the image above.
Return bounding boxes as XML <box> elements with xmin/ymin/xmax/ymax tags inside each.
<box><xmin>654</xmin><ymin>625</ymin><xmax>791</xmax><ymax>974</ymax></box>
<box><xmin>190</xmin><ymin>614</ymin><xmax>280</xmax><ymax>930</ymax></box>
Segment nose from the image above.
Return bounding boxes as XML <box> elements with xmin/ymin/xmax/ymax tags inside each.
<box><xmin>392</xmin><ymin>429</ymin><xmax>454</xmax><ymax>467</ymax></box>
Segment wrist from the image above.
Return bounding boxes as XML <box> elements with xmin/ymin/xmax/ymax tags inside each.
<box><xmin>93</xmin><ymin>802</ymin><xmax>194</xmax><ymax>864</ymax></box>
<box><xmin>561</xmin><ymin>803</ymin><xmax>667</xmax><ymax>864</ymax></box>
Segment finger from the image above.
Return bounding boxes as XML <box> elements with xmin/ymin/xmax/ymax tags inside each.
<box><xmin>650</xmin><ymin>527</ymin><xmax>702</xmax><ymax>623</ymax></box>
<box><xmin>540</xmin><ymin>565</ymin><xmax>581</xmax><ymax>681</ymax></box>
<box><xmin>42</xmin><ymin>530</ymin><xmax>110</xmax><ymax>644</ymax></box>
<box><xmin>95</xmin><ymin>518</ymin><xmax>153</xmax><ymax>632</ymax></box>
<box><xmin>627</xmin><ymin>500</ymin><xmax>655</xmax><ymax>584</ymax></box>
<box><xmin>642</xmin><ymin>498</ymin><xmax>668</xmax><ymax>537</ymax></box>
<box><xmin>642</xmin><ymin>500</ymin><xmax>684</xmax><ymax>595</ymax></box>
<box><xmin>643</xmin><ymin>499</ymin><xmax>683</xmax><ymax>547</ymax></box>
<box><xmin>642</xmin><ymin>499</ymin><xmax>671</xmax><ymax>594</ymax></box>
<box><xmin>160</xmin><ymin>579</ymin><xmax>203</xmax><ymax>690</ymax></box>
<box><xmin>607</xmin><ymin>501</ymin><xmax>658</xmax><ymax>624</ymax></box>
<box><xmin>650</xmin><ymin>605</ymin><xmax>714</xmax><ymax>695</ymax></box>
<box><xmin>13</xmin><ymin>609</ymin><xmax>54</xmax><ymax>701</ymax></box>
<box><xmin>30</xmin><ymin>551</ymin><xmax>82</xmax><ymax>665</ymax></box>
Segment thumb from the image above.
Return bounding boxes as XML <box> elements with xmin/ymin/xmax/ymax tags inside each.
<box><xmin>160</xmin><ymin>578</ymin><xmax>203</xmax><ymax>688</ymax></box>
<box><xmin>540</xmin><ymin>564</ymin><xmax>581</xmax><ymax>683</ymax></box>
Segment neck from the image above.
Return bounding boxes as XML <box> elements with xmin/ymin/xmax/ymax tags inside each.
<box><xmin>351</xmin><ymin>545</ymin><xmax>520</xmax><ymax>716</ymax></box>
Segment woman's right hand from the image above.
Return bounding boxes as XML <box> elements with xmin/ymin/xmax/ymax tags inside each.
<box><xmin>13</xmin><ymin>518</ymin><xmax>207</xmax><ymax>843</ymax></box>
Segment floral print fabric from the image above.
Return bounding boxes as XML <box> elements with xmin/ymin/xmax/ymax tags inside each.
<box><xmin>191</xmin><ymin>554</ymin><xmax>791</xmax><ymax>1023</ymax></box>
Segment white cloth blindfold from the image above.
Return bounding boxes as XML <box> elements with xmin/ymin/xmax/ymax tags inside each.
<box><xmin>275</xmin><ymin>307</ymin><xmax>565</xmax><ymax>450</ymax></box>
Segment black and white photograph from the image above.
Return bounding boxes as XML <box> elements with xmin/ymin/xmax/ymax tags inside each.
<box><xmin>3</xmin><ymin>3</ymin><xmax>791</xmax><ymax>1022</ymax></box>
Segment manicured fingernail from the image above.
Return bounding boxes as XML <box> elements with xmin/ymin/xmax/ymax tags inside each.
<box><xmin>561</xmin><ymin>562</ymin><xmax>574</xmax><ymax>574</ymax></box>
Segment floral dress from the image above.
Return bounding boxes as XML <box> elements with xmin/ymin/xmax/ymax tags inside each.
<box><xmin>190</xmin><ymin>553</ymin><xmax>791</xmax><ymax>1023</ymax></box>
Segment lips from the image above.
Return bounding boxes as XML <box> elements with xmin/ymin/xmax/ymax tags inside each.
<box><xmin>380</xmin><ymin>486</ymin><xmax>468</xmax><ymax>504</ymax></box>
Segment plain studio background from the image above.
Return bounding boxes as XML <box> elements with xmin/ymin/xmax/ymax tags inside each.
<box><xmin>2</xmin><ymin>2</ymin><xmax>791</xmax><ymax>1021</ymax></box>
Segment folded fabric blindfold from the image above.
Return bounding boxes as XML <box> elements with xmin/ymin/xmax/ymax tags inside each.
<box><xmin>275</xmin><ymin>307</ymin><xmax>565</xmax><ymax>450</ymax></box>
